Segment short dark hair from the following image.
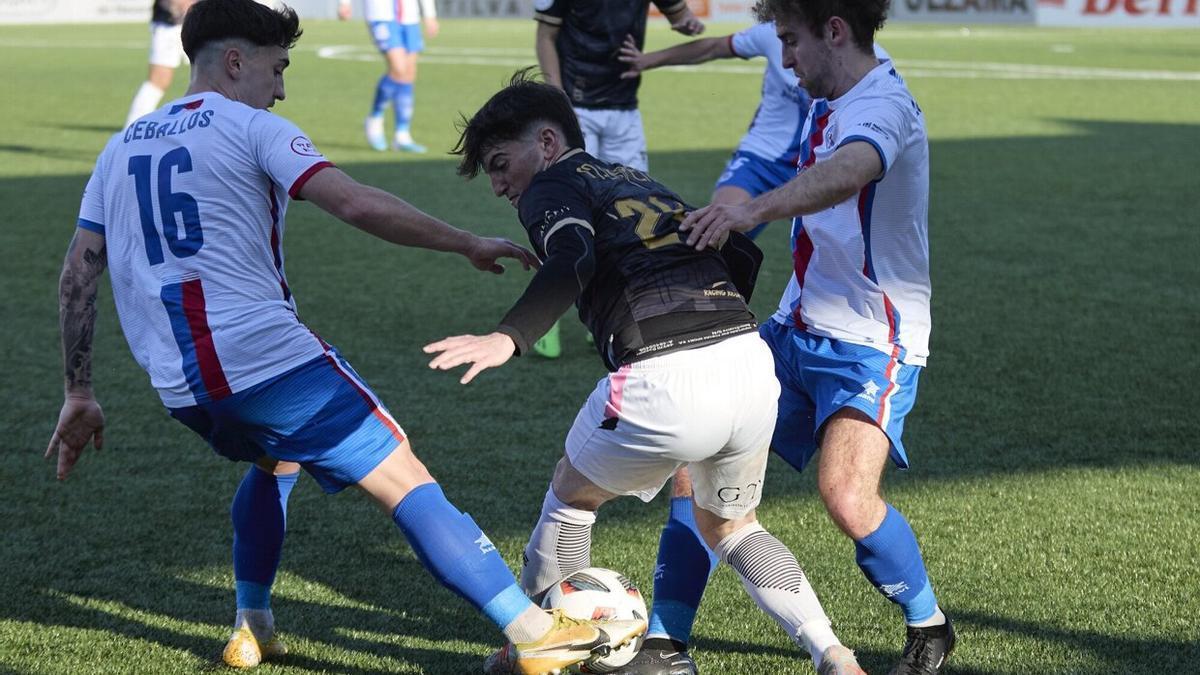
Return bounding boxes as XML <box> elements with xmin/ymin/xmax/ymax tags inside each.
<box><xmin>182</xmin><ymin>0</ymin><xmax>303</xmax><ymax>62</ymax></box>
<box><xmin>755</xmin><ymin>0</ymin><xmax>889</xmax><ymax>54</ymax></box>
<box><xmin>453</xmin><ymin>69</ymin><xmax>586</xmax><ymax>179</ymax></box>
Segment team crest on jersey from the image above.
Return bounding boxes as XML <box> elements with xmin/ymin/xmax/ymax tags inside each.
<box><xmin>290</xmin><ymin>136</ymin><xmax>321</xmax><ymax>157</ymax></box>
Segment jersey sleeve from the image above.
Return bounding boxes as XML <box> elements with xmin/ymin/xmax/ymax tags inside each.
<box><xmin>517</xmin><ymin>170</ymin><xmax>595</xmax><ymax>259</ymax></box>
<box><xmin>533</xmin><ymin>0</ymin><xmax>566</xmax><ymax>25</ymax></box>
<box><xmin>248</xmin><ymin>112</ymin><xmax>335</xmax><ymax>200</ymax></box>
<box><xmin>729</xmin><ymin>22</ymin><xmax>772</xmax><ymax>59</ymax></box>
<box><xmin>650</xmin><ymin>0</ymin><xmax>688</xmax><ymax>16</ymax></box>
<box><xmin>419</xmin><ymin>0</ymin><xmax>436</xmax><ymax>19</ymax></box>
<box><xmin>77</xmin><ymin>143</ymin><xmax>115</xmax><ymax>234</ymax></box>
<box><xmin>834</xmin><ymin>95</ymin><xmax>913</xmax><ymax>179</ymax></box>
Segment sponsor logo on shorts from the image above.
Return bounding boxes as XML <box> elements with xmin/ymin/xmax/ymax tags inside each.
<box><xmin>718</xmin><ymin>481</ymin><xmax>760</xmax><ymax>504</ymax></box>
<box><xmin>856</xmin><ymin>380</ymin><xmax>881</xmax><ymax>404</ymax></box>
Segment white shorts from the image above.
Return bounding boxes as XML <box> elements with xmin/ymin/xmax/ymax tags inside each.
<box><xmin>565</xmin><ymin>332</ymin><xmax>780</xmax><ymax>520</ymax></box>
<box><xmin>574</xmin><ymin>107</ymin><xmax>648</xmax><ymax>171</ymax></box>
<box><xmin>148</xmin><ymin>21</ymin><xmax>186</xmax><ymax>68</ymax></box>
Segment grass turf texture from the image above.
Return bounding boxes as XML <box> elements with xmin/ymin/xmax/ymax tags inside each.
<box><xmin>2</xmin><ymin>18</ymin><xmax>1198</xmax><ymax>674</ymax></box>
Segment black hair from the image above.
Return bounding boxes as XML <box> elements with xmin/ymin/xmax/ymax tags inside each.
<box><xmin>182</xmin><ymin>0</ymin><xmax>303</xmax><ymax>62</ymax></box>
<box><xmin>754</xmin><ymin>0</ymin><xmax>889</xmax><ymax>54</ymax></box>
<box><xmin>452</xmin><ymin>68</ymin><xmax>586</xmax><ymax>179</ymax></box>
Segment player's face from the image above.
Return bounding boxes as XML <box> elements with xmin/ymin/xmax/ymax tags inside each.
<box><xmin>241</xmin><ymin>45</ymin><xmax>289</xmax><ymax>110</ymax></box>
<box><xmin>777</xmin><ymin>19</ymin><xmax>833</xmax><ymax>99</ymax></box>
<box><xmin>483</xmin><ymin>136</ymin><xmax>546</xmax><ymax>209</ymax></box>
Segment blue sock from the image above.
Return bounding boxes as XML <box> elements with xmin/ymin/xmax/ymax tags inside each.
<box><xmin>855</xmin><ymin>504</ymin><xmax>939</xmax><ymax>624</ymax></box>
<box><xmin>646</xmin><ymin>497</ymin><xmax>719</xmax><ymax>644</ymax></box>
<box><xmin>231</xmin><ymin>467</ymin><xmax>299</xmax><ymax>610</ymax></box>
<box><xmin>391</xmin><ymin>82</ymin><xmax>414</xmax><ymax>134</ymax></box>
<box><xmin>392</xmin><ymin>482</ymin><xmax>533</xmax><ymax>629</ymax></box>
<box><xmin>371</xmin><ymin>74</ymin><xmax>402</xmax><ymax>118</ymax></box>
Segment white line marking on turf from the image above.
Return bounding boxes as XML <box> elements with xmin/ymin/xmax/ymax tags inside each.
<box><xmin>2</xmin><ymin>39</ymin><xmax>1195</xmax><ymax>82</ymax></box>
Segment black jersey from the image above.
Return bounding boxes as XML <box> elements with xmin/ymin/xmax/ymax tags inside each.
<box><xmin>501</xmin><ymin>150</ymin><xmax>760</xmax><ymax>371</ymax></box>
<box><xmin>152</xmin><ymin>0</ymin><xmax>184</xmax><ymax>25</ymax></box>
<box><xmin>534</xmin><ymin>0</ymin><xmax>687</xmax><ymax>110</ymax></box>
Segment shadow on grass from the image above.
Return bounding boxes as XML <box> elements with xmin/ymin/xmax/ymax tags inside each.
<box><xmin>3</xmin><ymin>118</ymin><xmax>1199</xmax><ymax>672</ymax></box>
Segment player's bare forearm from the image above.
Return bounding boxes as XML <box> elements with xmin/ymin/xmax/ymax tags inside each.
<box><xmin>58</xmin><ymin>230</ymin><xmax>107</xmax><ymax>395</ymax></box>
<box><xmin>535</xmin><ymin>23</ymin><xmax>563</xmax><ymax>88</ymax></box>
<box><xmin>748</xmin><ymin>142</ymin><xmax>884</xmax><ymax>223</ymax></box>
<box><xmin>653</xmin><ymin>36</ymin><xmax>732</xmax><ymax>67</ymax></box>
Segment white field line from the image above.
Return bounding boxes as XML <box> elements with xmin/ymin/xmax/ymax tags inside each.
<box><xmin>1</xmin><ymin>38</ymin><xmax>1196</xmax><ymax>81</ymax></box>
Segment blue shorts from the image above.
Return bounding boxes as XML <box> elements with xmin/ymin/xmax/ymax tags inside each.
<box><xmin>168</xmin><ymin>348</ymin><xmax>405</xmax><ymax>493</ymax></box>
<box><xmin>759</xmin><ymin>320</ymin><xmax>921</xmax><ymax>473</ymax></box>
<box><xmin>714</xmin><ymin>151</ymin><xmax>795</xmax><ymax>239</ymax></box>
<box><xmin>369</xmin><ymin>21</ymin><xmax>423</xmax><ymax>53</ymax></box>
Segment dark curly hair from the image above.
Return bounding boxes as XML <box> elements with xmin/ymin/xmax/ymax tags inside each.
<box><xmin>754</xmin><ymin>0</ymin><xmax>889</xmax><ymax>54</ymax></box>
<box><xmin>182</xmin><ymin>0</ymin><xmax>303</xmax><ymax>62</ymax></box>
<box><xmin>452</xmin><ymin>68</ymin><xmax>586</xmax><ymax>179</ymax></box>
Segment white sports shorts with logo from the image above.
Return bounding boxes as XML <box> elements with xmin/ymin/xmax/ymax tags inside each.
<box><xmin>565</xmin><ymin>332</ymin><xmax>780</xmax><ymax>520</ymax></box>
<box><xmin>148</xmin><ymin>21</ymin><xmax>186</xmax><ymax>68</ymax></box>
<box><xmin>573</xmin><ymin>107</ymin><xmax>648</xmax><ymax>172</ymax></box>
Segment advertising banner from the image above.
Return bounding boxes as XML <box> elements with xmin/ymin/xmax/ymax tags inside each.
<box><xmin>1037</xmin><ymin>0</ymin><xmax>1199</xmax><ymax>26</ymax></box>
<box><xmin>891</xmin><ymin>0</ymin><xmax>1036</xmax><ymax>23</ymax></box>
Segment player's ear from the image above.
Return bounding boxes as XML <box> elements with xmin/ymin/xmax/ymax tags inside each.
<box><xmin>539</xmin><ymin>126</ymin><xmax>558</xmax><ymax>159</ymax></box>
<box><xmin>224</xmin><ymin>46</ymin><xmax>243</xmax><ymax>79</ymax></box>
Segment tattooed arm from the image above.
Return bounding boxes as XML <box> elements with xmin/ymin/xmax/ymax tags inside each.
<box><xmin>46</xmin><ymin>228</ymin><xmax>108</xmax><ymax>480</ymax></box>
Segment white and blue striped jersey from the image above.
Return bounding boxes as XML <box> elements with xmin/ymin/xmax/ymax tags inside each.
<box><xmin>77</xmin><ymin>94</ymin><xmax>333</xmax><ymax>407</ymax></box>
<box><xmin>772</xmin><ymin>61</ymin><xmax>931</xmax><ymax>366</ymax></box>
<box><xmin>360</xmin><ymin>0</ymin><xmax>435</xmax><ymax>24</ymax></box>
<box><xmin>729</xmin><ymin>22</ymin><xmax>893</xmax><ymax>167</ymax></box>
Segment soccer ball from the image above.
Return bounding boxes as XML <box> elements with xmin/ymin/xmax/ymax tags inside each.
<box><xmin>540</xmin><ymin>567</ymin><xmax>648</xmax><ymax>672</ymax></box>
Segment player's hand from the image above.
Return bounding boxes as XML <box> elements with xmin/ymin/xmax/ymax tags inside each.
<box><xmin>618</xmin><ymin>35</ymin><xmax>648</xmax><ymax>79</ymax></box>
<box><xmin>679</xmin><ymin>203</ymin><xmax>752</xmax><ymax>250</ymax></box>
<box><xmin>465</xmin><ymin>236</ymin><xmax>540</xmax><ymax>274</ymax></box>
<box><xmin>45</xmin><ymin>394</ymin><xmax>105</xmax><ymax>481</ymax></box>
<box><xmin>424</xmin><ymin>333</ymin><xmax>516</xmax><ymax>384</ymax></box>
<box><xmin>424</xmin><ymin>17</ymin><xmax>440</xmax><ymax>38</ymax></box>
<box><xmin>337</xmin><ymin>3</ymin><xmax>351</xmax><ymax>20</ymax></box>
<box><xmin>668</xmin><ymin>10</ymin><xmax>705</xmax><ymax>36</ymax></box>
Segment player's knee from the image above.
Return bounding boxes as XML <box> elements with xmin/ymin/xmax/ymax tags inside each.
<box><xmin>694</xmin><ymin>507</ymin><xmax>756</xmax><ymax>552</ymax></box>
<box><xmin>820</xmin><ymin>487</ymin><xmax>882</xmax><ymax>539</ymax></box>
<box><xmin>549</xmin><ymin>458</ymin><xmax>610</xmax><ymax>511</ymax></box>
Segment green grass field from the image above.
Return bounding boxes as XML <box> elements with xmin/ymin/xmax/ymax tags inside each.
<box><xmin>2</xmin><ymin>17</ymin><xmax>1199</xmax><ymax>674</ymax></box>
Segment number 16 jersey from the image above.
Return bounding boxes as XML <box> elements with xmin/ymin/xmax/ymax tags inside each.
<box><xmin>77</xmin><ymin>94</ymin><xmax>333</xmax><ymax>407</ymax></box>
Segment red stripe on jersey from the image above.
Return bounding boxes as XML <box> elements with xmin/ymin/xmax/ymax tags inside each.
<box><xmin>181</xmin><ymin>279</ymin><xmax>231</xmax><ymax>401</ymax></box>
<box><xmin>790</xmin><ymin>228</ymin><xmax>814</xmax><ymax>330</ymax></box>
<box><xmin>800</xmin><ymin>112</ymin><xmax>832</xmax><ymax>170</ymax></box>
<box><xmin>289</xmin><ymin>161</ymin><xmax>334</xmax><ymax>199</ymax></box>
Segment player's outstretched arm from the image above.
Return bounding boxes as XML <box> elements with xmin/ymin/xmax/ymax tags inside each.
<box><xmin>47</xmin><ymin>228</ymin><xmax>108</xmax><ymax>480</ymax></box>
<box><xmin>680</xmin><ymin>141</ymin><xmax>883</xmax><ymax>250</ymax></box>
<box><xmin>535</xmin><ymin>22</ymin><xmax>563</xmax><ymax>89</ymax></box>
<box><xmin>662</xmin><ymin>4</ymin><xmax>705</xmax><ymax>35</ymax></box>
<box><xmin>618</xmin><ymin>34</ymin><xmax>734</xmax><ymax>79</ymax></box>
<box><xmin>300</xmin><ymin>167</ymin><xmax>538</xmax><ymax>272</ymax></box>
<box><xmin>423</xmin><ymin>333</ymin><xmax>517</xmax><ymax>385</ymax></box>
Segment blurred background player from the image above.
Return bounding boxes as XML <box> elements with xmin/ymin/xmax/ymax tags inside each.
<box><xmin>48</xmin><ymin>2</ymin><xmax>643</xmax><ymax>672</ymax></box>
<box><xmin>339</xmin><ymin>0</ymin><xmax>439</xmax><ymax>153</ymax></box>
<box><xmin>676</xmin><ymin>0</ymin><xmax>955</xmax><ymax>673</ymax></box>
<box><xmin>125</xmin><ymin>0</ymin><xmax>198</xmax><ymax>127</ymax></box>
<box><xmin>530</xmin><ymin>0</ymin><xmax>704</xmax><ymax>358</ymax></box>
<box><xmin>427</xmin><ymin>70</ymin><xmax>866</xmax><ymax>675</ymax></box>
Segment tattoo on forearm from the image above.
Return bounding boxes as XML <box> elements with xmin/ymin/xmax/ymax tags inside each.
<box><xmin>59</xmin><ymin>236</ymin><xmax>107</xmax><ymax>390</ymax></box>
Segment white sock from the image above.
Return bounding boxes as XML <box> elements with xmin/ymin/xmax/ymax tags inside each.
<box><xmin>520</xmin><ymin>487</ymin><xmax>596</xmax><ymax>603</ymax></box>
<box><xmin>502</xmin><ymin>604</ymin><xmax>555</xmax><ymax>645</ymax></box>
<box><xmin>715</xmin><ymin>523</ymin><xmax>841</xmax><ymax>663</ymax></box>
<box><xmin>126</xmin><ymin>81</ymin><xmax>164</xmax><ymax>126</ymax></box>
<box><xmin>234</xmin><ymin>608</ymin><xmax>275</xmax><ymax>641</ymax></box>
